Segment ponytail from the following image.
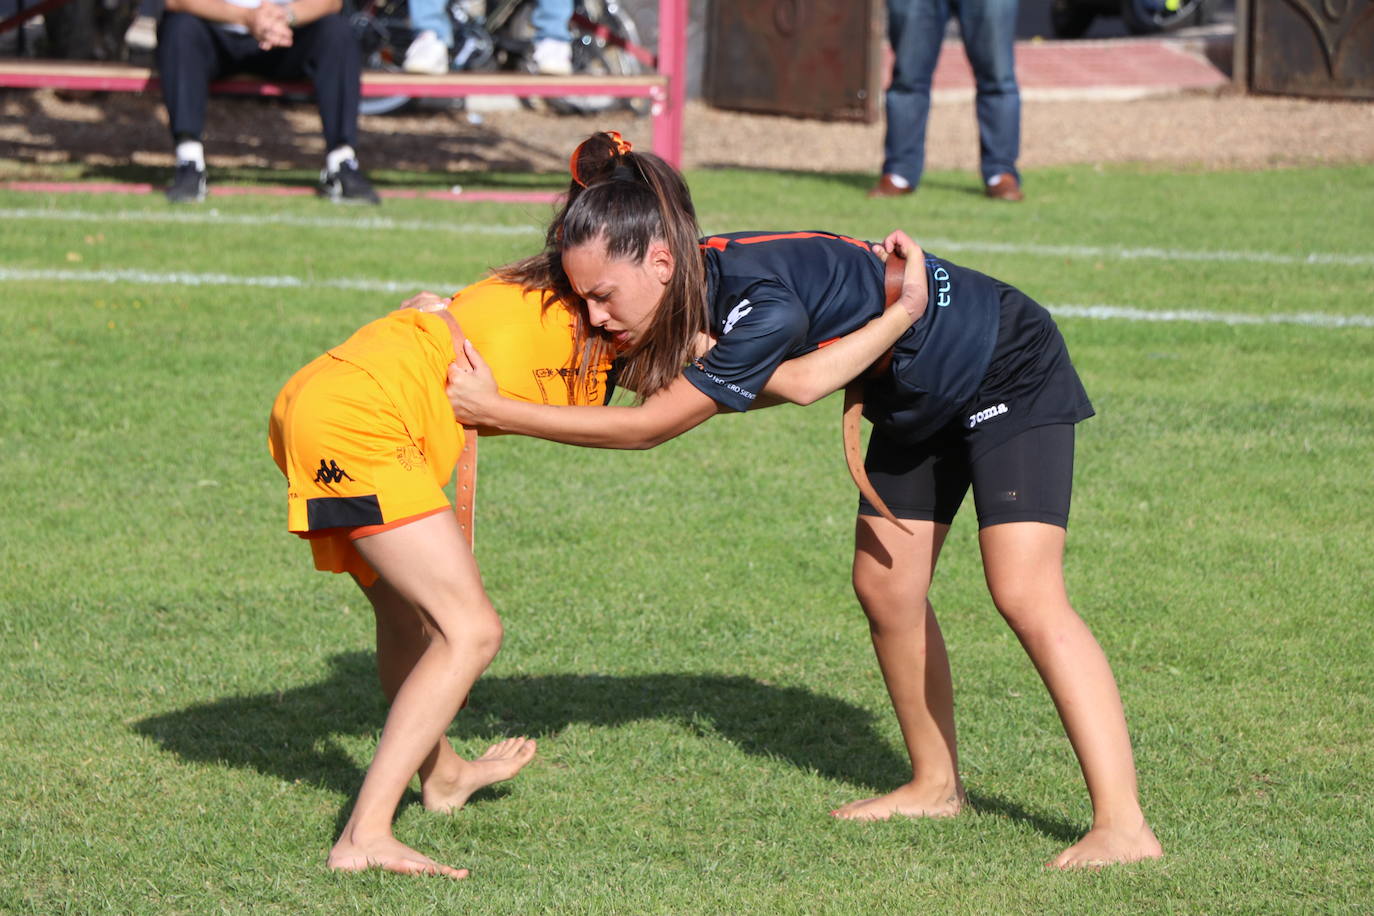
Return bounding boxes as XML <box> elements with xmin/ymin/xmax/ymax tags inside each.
<box><xmin>549</xmin><ymin>131</ymin><xmax>708</xmax><ymax>400</ymax></box>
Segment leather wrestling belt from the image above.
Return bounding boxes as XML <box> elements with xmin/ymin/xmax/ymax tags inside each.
<box><xmin>842</xmin><ymin>253</ymin><xmax>912</xmax><ymax>534</ymax></box>
<box><xmin>432</xmin><ymin>308</ymin><xmax>480</xmax><ymax>549</ymax></box>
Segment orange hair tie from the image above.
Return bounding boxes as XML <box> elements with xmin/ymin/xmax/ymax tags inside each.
<box><xmin>569</xmin><ymin>131</ymin><xmax>634</xmax><ymax>188</ymax></box>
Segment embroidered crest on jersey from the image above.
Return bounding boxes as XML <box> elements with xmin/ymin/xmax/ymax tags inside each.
<box><xmin>395</xmin><ymin>445</ymin><xmax>424</xmax><ymax>470</ymax></box>
<box><xmin>723</xmin><ymin>299</ymin><xmax>753</xmax><ymax>335</ymax></box>
<box><xmin>533</xmin><ymin>366</ymin><xmax>593</xmax><ymax>405</ymax></box>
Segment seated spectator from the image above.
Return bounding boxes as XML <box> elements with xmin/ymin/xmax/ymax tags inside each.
<box><xmin>529</xmin><ymin>0</ymin><xmax>573</xmax><ymax>75</ymax></box>
<box><xmin>403</xmin><ymin>0</ymin><xmax>571</xmax><ymax>76</ymax></box>
<box><xmin>402</xmin><ymin>0</ymin><xmax>451</xmax><ymax>75</ymax></box>
<box><xmin>157</xmin><ymin>0</ymin><xmax>380</xmax><ymax>205</ymax></box>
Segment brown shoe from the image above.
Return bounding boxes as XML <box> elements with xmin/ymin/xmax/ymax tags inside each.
<box><xmin>985</xmin><ymin>173</ymin><xmax>1024</xmax><ymax>202</ymax></box>
<box><xmin>868</xmin><ymin>174</ymin><xmax>914</xmax><ymax>198</ymax></box>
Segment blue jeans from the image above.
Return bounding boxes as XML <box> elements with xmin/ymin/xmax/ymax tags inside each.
<box><xmin>532</xmin><ymin>0</ymin><xmax>573</xmax><ymax>42</ymax></box>
<box><xmin>882</xmin><ymin>0</ymin><xmax>1020</xmax><ymax>188</ymax></box>
<box><xmin>408</xmin><ymin>0</ymin><xmax>452</xmax><ymax>47</ymax></box>
<box><xmin>411</xmin><ymin>0</ymin><xmax>570</xmax><ymax>47</ymax></box>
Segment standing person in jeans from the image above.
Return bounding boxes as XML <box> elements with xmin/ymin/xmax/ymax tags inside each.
<box><xmin>157</xmin><ymin>0</ymin><xmax>380</xmax><ymax>205</ymax></box>
<box><xmin>869</xmin><ymin>0</ymin><xmax>1024</xmax><ymax>202</ymax></box>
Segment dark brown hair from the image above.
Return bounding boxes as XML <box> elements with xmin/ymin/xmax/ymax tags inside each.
<box><xmin>501</xmin><ymin>131</ymin><xmax>707</xmax><ymax>400</ymax></box>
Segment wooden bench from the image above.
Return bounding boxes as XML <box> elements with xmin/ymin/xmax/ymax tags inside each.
<box><xmin>0</xmin><ymin>0</ymin><xmax>687</xmax><ymax>165</ymax></box>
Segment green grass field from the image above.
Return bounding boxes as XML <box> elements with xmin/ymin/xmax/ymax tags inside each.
<box><xmin>1</xmin><ymin>162</ymin><xmax>1372</xmax><ymax>914</ymax></box>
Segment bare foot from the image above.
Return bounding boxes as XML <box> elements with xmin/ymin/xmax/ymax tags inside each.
<box><xmin>423</xmin><ymin>736</ymin><xmax>537</xmax><ymax>814</ymax></box>
<box><xmin>1047</xmin><ymin>821</ymin><xmax>1163</xmax><ymax>869</ymax></box>
<box><xmin>327</xmin><ymin>833</ymin><xmax>468</xmax><ymax>879</ymax></box>
<box><xmin>830</xmin><ymin>781</ymin><xmax>965</xmax><ymax>821</ymax></box>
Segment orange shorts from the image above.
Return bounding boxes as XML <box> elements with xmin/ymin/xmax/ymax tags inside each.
<box><xmin>267</xmin><ymin>354</ymin><xmax>456</xmax><ymax>586</ymax></box>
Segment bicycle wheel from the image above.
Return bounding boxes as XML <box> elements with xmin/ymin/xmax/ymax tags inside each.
<box><xmin>350</xmin><ymin>3</ymin><xmax>414</xmax><ymax>115</ymax></box>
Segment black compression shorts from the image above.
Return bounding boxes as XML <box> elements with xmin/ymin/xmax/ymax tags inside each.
<box><xmin>858</xmin><ymin>423</ymin><xmax>1077</xmax><ymax>529</ymax></box>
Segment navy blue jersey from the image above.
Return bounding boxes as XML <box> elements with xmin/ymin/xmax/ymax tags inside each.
<box><xmin>686</xmin><ymin>231</ymin><xmax>886</xmax><ymax>411</ymax></box>
<box><xmin>686</xmin><ymin>231</ymin><xmax>1002</xmax><ymax>444</ymax></box>
<box><xmin>861</xmin><ymin>257</ymin><xmax>1003</xmax><ymax>444</ymax></box>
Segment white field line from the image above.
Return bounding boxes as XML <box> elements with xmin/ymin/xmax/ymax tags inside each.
<box><xmin>0</xmin><ymin>207</ymin><xmax>541</xmax><ymax>236</ymax></box>
<box><xmin>1046</xmin><ymin>303</ymin><xmax>1374</xmax><ymax>329</ymax></box>
<box><xmin>0</xmin><ymin>266</ymin><xmax>448</xmax><ymax>294</ymax></box>
<box><xmin>4</xmin><ymin>266</ymin><xmax>1372</xmax><ymax>329</ymax></box>
<box><xmin>917</xmin><ymin>237</ymin><xmax>1374</xmax><ymax>269</ymax></box>
<box><xmin>3</xmin><ymin>206</ymin><xmax>1372</xmax><ymax>268</ymax></box>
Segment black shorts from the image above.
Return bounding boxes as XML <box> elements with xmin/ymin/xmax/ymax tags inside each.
<box><xmin>858</xmin><ymin>423</ymin><xmax>1077</xmax><ymax>529</ymax></box>
<box><xmin>858</xmin><ymin>281</ymin><xmax>1093</xmax><ymax>529</ymax></box>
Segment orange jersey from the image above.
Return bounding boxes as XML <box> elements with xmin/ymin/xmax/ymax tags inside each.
<box><xmin>268</xmin><ymin>278</ymin><xmax>611</xmax><ymax>583</ymax></box>
<box><xmin>317</xmin><ymin>276</ymin><xmax>611</xmax><ymax>497</ymax></box>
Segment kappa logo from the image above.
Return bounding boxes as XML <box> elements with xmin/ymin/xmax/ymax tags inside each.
<box><xmin>968</xmin><ymin>402</ymin><xmax>1008</xmax><ymax>427</ymax></box>
<box><xmin>313</xmin><ymin>459</ymin><xmax>354</xmax><ymax>484</ymax></box>
<box><xmin>723</xmin><ymin>299</ymin><xmax>753</xmax><ymax>335</ymax></box>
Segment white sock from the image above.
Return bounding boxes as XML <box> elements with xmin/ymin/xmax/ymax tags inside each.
<box><xmin>175</xmin><ymin>140</ymin><xmax>204</xmax><ymax>170</ymax></box>
<box><xmin>886</xmin><ymin>173</ymin><xmax>911</xmax><ymax>189</ymax></box>
<box><xmin>325</xmin><ymin>145</ymin><xmax>356</xmax><ymax>175</ymax></box>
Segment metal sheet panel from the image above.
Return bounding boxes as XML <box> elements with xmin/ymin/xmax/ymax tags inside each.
<box><xmin>704</xmin><ymin>0</ymin><xmax>884</xmax><ymax>122</ymax></box>
<box><xmin>1249</xmin><ymin>0</ymin><xmax>1374</xmax><ymax>99</ymax></box>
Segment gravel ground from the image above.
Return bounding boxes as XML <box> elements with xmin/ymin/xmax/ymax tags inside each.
<box><xmin>2</xmin><ymin>84</ymin><xmax>1372</xmax><ymax>181</ymax></box>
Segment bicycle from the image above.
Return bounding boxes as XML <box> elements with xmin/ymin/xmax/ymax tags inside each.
<box><xmin>349</xmin><ymin>0</ymin><xmax>652</xmax><ymax>116</ymax></box>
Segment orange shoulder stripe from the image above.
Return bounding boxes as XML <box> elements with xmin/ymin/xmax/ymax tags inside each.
<box><xmin>700</xmin><ymin>231</ymin><xmax>869</xmax><ymax>252</ymax></box>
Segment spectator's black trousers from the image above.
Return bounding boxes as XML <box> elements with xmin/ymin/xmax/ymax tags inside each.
<box><xmin>156</xmin><ymin>12</ymin><xmax>361</xmax><ymax>151</ymax></box>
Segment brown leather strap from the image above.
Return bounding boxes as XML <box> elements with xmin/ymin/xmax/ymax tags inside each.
<box><xmin>432</xmin><ymin>307</ymin><xmax>480</xmax><ymax>549</ymax></box>
<box><xmin>454</xmin><ymin>429</ymin><xmax>478</xmax><ymax>549</ymax></box>
<box><xmin>842</xmin><ymin>254</ymin><xmax>912</xmax><ymax>534</ymax></box>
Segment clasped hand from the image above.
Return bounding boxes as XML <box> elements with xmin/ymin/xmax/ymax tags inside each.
<box><xmin>870</xmin><ymin>229</ymin><xmax>930</xmax><ymax>324</ymax></box>
<box><xmin>247</xmin><ymin>3</ymin><xmax>293</xmax><ymax>50</ymax></box>
<box><xmin>446</xmin><ymin>341</ymin><xmax>499</xmax><ymax>427</ymax></box>
<box><xmin>400</xmin><ymin>291</ymin><xmax>450</xmax><ymax>313</ymax></box>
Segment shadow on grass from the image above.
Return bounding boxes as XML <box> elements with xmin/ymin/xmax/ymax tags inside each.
<box><xmin>133</xmin><ymin>649</ymin><xmax>1082</xmax><ymax>844</ymax></box>
<box><xmin>132</xmin><ymin>650</ymin><xmax>906</xmax><ymax>797</ymax></box>
<box><xmin>691</xmin><ymin>165</ymin><xmax>875</xmax><ymax>195</ymax></box>
<box><xmin>965</xmin><ymin>792</ymin><xmax>1084</xmax><ymax>845</ymax></box>
<box><xmin>5</xmin><ymin>159</ymin><xmax>567</xmax><ymax>193</ymax></box>
<box><xmin>684</xmin><ymin>166</ymin><xmax>992</xmax><ymax>210</ymax></box>
<box><xmin>0</xmin><ymin>90</ymin><xmax>575</xmax><ymax>192</ymax></box>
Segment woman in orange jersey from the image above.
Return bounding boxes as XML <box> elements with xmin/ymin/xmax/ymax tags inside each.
<box><xmin>268</xmin><ymin>269</ymin><xmax>909</xmax><ymax>880</ymax></box>
<box><xmin>268</xmin><ymin>274</ymin><xmax>613</xmax><ymax>879</ymax></box>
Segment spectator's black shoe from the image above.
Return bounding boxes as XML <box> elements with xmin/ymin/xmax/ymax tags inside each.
<box><xmin>319</xmin><ymin>161</ymin><xmax>381</xmax><ymax>205</ymax></box>
<box><xmin>166</xmin><ymin>162</ymin><xmax>206</xmax><ymax>204</ymax></box>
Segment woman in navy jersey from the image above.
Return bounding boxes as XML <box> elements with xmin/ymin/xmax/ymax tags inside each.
<box><xmin>447</xmin><ymin>132</ymin><xmax>1162</xmax><ymax>869</ymax></box>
